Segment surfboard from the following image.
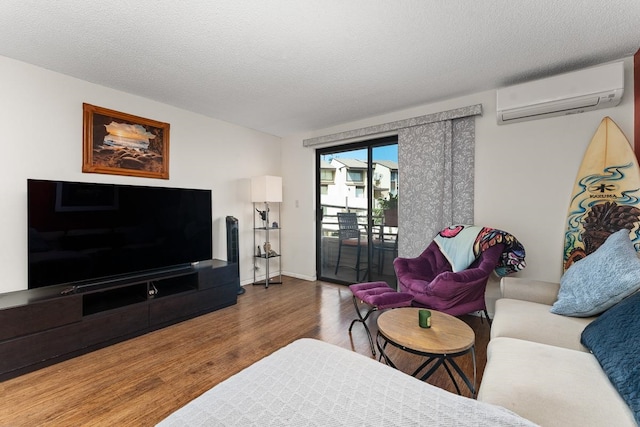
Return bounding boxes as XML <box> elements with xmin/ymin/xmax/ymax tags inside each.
<box><xmin>563</xmin><ymin>116</ymin><xmax>640</xmax><ymax>271</ymax></box>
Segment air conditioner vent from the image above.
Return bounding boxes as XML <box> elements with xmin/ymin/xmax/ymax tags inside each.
<box><xmin>497</xmin><ymin>61</ymin><xmax>624</xmax><ymax>124</ymax></box>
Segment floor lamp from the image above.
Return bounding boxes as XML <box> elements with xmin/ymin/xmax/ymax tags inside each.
<box><xmin>251</xmin><ymin>175</ymin><xmax>282</xmax><ymax>287</ymax></box>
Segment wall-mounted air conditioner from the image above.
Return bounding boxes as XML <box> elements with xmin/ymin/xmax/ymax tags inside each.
<box><xmin>496</xmin><ymin>61</ymin><xmax>624</xmax><ymax>125</ymax></box>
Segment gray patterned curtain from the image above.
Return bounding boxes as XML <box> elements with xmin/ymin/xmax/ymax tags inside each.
<box><xmin>398</xmin><ymin>116</ymin><xmax>475</xmax><ymax>257</ymax></box>
<box><xmin>303</xmin><ymin>104</ymin><xmax>480</xmax><ymax>259</ymax></box>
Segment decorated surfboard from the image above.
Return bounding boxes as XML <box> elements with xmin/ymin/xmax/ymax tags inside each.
<box><xmin>564</xmin><ymin>117</ymin><xmax>640</xmax><ymax>271</ymax></box>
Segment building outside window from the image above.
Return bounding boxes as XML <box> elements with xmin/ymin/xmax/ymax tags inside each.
<box><xmin>346</xmin><ymin>169</ymin><xmax>364</xmax><ymax>183</ymax></box>
<box><xmin>320</xmin><ymin>168</ymin><xmax>334</xmax><ymax>182</ymax></box>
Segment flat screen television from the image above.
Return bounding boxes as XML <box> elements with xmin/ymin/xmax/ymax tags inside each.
<box><xmin>28</xmin><ymin>179</ymin><xmax>212</xmax><ymax>289</ymax></box>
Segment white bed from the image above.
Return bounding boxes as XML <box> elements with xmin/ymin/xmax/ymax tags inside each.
<box><xmin>157</xmin><ymin>338</ymin><xmax>536</xmax><ymax>426</ymax></box>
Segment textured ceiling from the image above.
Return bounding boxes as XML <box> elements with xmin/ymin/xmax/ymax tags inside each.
<box><xmin>1</xmin><ymin>1</ymin><xmax>639</xmax><ymax>137</ymax></box>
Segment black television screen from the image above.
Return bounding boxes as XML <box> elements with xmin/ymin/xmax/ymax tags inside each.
<box><xmin>28</xmin><ymin>179</ymin><xmax>212</xmax><ymax>289</ymax></box>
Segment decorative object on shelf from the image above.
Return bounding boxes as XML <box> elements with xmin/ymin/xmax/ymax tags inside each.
<box><xmin>82</xmin><ymin>103</ymin><xmax>170</xmax><ymax>179</ymax></box>
<box><xmin>256</xmin><ymin>207</ymin><xmax>269</xmax><ymax>227</ymax></box>
<box><xmin>251</xmin><ymin>175</ymin><xmax>283</xmax><ymax>288</ymax></box>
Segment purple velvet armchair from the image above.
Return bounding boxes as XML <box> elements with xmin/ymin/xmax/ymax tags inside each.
<box><xmin>393</xmin><ymin>242</ymin><xmax>504</xmax><ymax>318</ymax></box>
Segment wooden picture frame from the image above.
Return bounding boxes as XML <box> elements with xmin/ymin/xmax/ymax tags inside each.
<box><xmin>82</xmin><ymin>103</ymin><xmax>170</xmax><ymax>179</ymax></box>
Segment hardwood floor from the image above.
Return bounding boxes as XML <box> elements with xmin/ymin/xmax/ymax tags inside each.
<box><xmin>0</xmin><ymin>277</ymin><xmax>490</xmax><ymax>426</ymax></box>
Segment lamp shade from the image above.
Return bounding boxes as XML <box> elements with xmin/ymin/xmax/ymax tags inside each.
<box><xmin>251</xmin><ymin>175</ymin><xmax>282</xmax><ymax>203</ymax></box>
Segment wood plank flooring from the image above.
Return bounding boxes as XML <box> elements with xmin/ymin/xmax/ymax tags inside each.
<box><xmin>0</xmin><ymin>277</ymin><xmax>489</xmax><ymax>426</ymax></box>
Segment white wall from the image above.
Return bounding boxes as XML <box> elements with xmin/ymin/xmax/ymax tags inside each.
<box><xmin>0</xmin><ymin>56</ymin><xmax>281</xmax><ymax>293</ymax></box>
<box><xmin>2</xmin><ymin>55</ymin><xmax>634</xmax><ymax>294</ymax></box>
<box><xmin>281</xmin><ymin>57</ymin><xmax>635</xmax><ymax>284</ymax></box>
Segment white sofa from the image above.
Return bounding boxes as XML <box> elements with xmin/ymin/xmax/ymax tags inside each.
<box><xmin>477</xmin><ymin>277</ymin><xmax>637</xmax><ymax>426</ymax></box>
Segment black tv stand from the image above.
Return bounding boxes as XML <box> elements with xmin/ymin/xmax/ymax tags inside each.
<box><xmin>0</xmin><ymin>259</ymin><xmax>238</xmax><ymax>381</ymax></box>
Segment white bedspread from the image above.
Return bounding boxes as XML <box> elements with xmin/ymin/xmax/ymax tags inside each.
<box><xmin>158</xmin><ymin>338</ymin><xmax>536</xmax><ymax>426</ymax></box>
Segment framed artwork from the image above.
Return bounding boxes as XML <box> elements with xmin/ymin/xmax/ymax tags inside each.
<box><xmin>82</xmin><ymin>103</ymin><xmax>170</xmax><ymax>179</ymax></box>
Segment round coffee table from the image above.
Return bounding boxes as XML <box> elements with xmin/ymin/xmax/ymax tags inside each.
<box><xmin>376</xmin><ymin>307</ymin><xmax>476</xmax><ymax>396</ymax></box>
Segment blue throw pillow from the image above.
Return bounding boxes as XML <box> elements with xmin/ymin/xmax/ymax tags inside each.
<box><xmin>551</xmin><ymin>229</ymin><xmax>640</xmax><ymax>317</ymax></box>
<box><xmin>581</xmin><ymin>291</ymin><xmax>640</xmax><ymax>424</ymax></box>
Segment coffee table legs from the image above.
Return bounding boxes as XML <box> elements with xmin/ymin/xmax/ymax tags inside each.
<box><xmin>412</xmin><ymin>349</ymin><xmax>476</xmax><ymax>397</ymax></box>
<box><xmin>376</xmin><ymin>337</ymin><xmax>395</xmax><ymax>367</ymax></box>
<box><xmin>376</xmin><ymin>331</ymin><xmax>477</xmax><ymax>397</ymax></box>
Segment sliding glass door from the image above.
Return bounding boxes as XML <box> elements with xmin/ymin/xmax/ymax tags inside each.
<box><xmin>316</xmin><ymin>136</ymin><xmax>398</xmax><ymax>286</ymax></box>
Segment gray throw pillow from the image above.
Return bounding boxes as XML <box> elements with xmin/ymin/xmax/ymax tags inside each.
<box><xmin>551</xmin><ymin>229</ymin><xmax>640</xmax><ymax>317</ymax></box>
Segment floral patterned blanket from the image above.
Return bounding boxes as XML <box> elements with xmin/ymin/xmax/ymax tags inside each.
<box><xmin>434</xmin><ymin>225</ymin><xmax>526</xmax><ymax>277</ymax></box>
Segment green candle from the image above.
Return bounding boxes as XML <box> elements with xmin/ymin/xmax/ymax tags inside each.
<box><xmin>419</xmin><ymin>309</ymin><xmax>431</xmax><ymax>328</ymax></box>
